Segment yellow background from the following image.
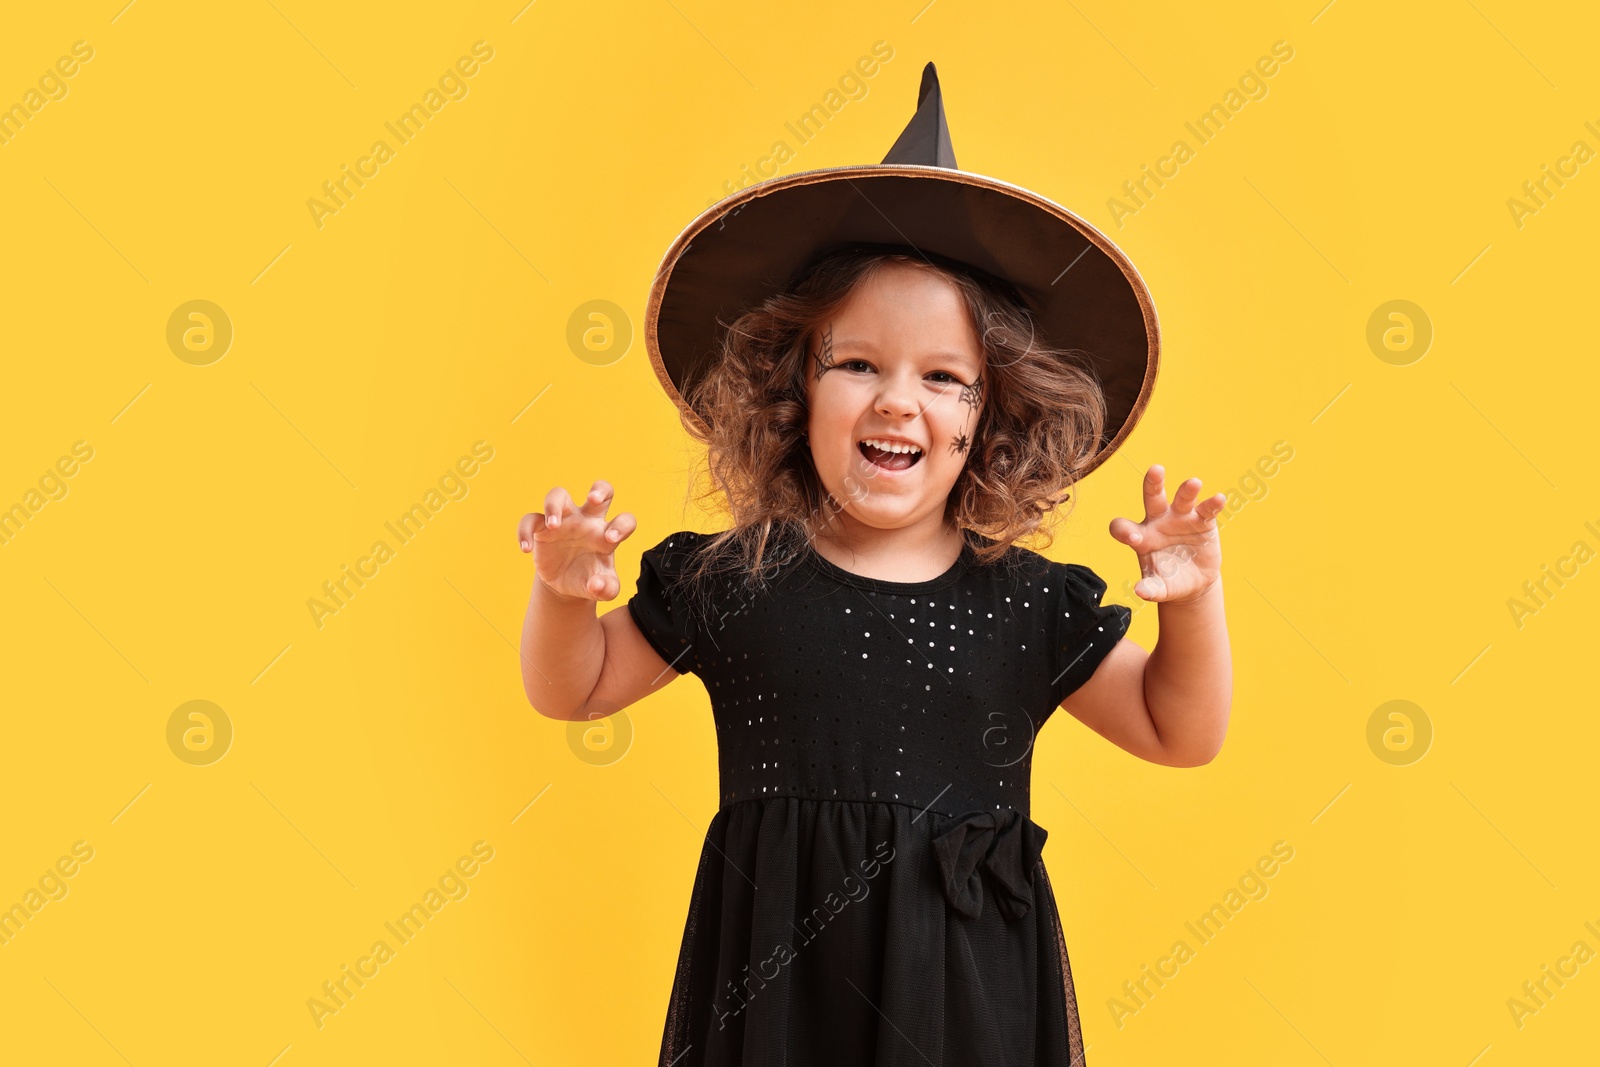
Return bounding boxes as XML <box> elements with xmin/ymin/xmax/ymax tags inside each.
<box><xmin>2</xmin><ymin>0</ymin><xmax>1596</xmax><ymax>1063</ymax></box>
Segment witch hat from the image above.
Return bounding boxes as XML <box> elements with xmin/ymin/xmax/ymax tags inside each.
<box><xmin>643</xmin><ymin>62</ymin><xmax>1158</xmax><ymax>479</ymax></box>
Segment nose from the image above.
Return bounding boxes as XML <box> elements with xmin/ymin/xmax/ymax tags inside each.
<box><xmin>874</xmin><ymin>369</ymin><xmax>922</xmax><ymax>421</ymax></box>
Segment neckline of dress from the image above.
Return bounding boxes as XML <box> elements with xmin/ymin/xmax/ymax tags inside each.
<box><xmin>801</xmin><ymin>536</ymin><xmax>975</xmax><ymax>593</ymax></box>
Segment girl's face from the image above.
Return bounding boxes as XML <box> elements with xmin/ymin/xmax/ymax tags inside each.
<box><xmin>802</xmin><ymin>262</ymin><xmax>986</xmax><ymax>534</ymax></box>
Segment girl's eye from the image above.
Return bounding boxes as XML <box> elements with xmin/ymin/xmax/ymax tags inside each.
<box><xmin>837</xmin><ymin>361</ymin><xmax>962</xmax><ymax>384</ymax></box>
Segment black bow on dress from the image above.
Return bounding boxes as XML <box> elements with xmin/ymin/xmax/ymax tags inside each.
<box><xmin>930</xmin><ymin>808</ymin><xmax>1049</xmax><ymax>921</ymax></box>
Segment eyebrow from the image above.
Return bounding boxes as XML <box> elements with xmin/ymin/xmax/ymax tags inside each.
<box><xmin>830</xmin><ymin>337</ymin><xmax>981</xmax><ymax>371</ymax></box>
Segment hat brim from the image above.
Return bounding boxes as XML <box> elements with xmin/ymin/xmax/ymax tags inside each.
<box><xmin>644</xmin><ymin>163</ymin><xmax>1158</xmax><ymax>480</ymax></box>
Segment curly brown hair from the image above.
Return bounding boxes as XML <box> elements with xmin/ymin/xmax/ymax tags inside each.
<box><xmin>670</xmin><ymin>243</ymin><xmax>1113</xmax><ymax>608</ymax></box>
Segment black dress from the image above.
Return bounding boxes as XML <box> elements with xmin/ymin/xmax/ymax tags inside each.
<box><xmin>627</xmin><ymin>529</ymin><xmax>1133</xmax><ymax>1067</ymax></box>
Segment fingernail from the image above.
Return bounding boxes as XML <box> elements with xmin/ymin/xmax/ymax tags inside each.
<box><xmin>521</xmin><ymin>540</ymin><xmax>529</xmax><ymax>550</ymax></box>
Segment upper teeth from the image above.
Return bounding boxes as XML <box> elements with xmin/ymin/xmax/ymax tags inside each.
<box><xmin>862</xmin><ymin>438</ymin><xmax>921</xmax><ymax>455</ymax></box>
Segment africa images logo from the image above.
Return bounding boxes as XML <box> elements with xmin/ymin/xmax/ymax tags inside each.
<box><xmin>712</xmin><ymin>839</ymin><xmax>895</xmax><ymax>1030</ymax></box>
<box><xmin>306</xmin><ymin>41</ymin><xmax>495</xmax><ymax>230</ymax></box>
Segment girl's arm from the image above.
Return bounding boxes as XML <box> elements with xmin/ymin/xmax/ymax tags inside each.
<box><xmin>1059</xmin><ymin>583</ymin><xmax>1230</xmax><ymax>767</ymax></box>
<box><xmin>520</xmin><ymin>580</ymin><xmax>681</xmax><ymax>720</ymax></box>
<box><xmin>520</xmin><ymin>578</ymin><xmax>606</xmax><ymax>719</ymax></box>
<box><xmin>1143</xmin><ymin>580</ymin><xmax>1231</xmax><ymax>763</ymax></box>
<box><xmin>517</xmin><ymin>480</ymin><xmax>680</xmax><ymax>720</ymax></box>
<box><xmin>1058</xmin><ymin>466</ymin><xmax>1233</xmax><ymax>767</ymax></box>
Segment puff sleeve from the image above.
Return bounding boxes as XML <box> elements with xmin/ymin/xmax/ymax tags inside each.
<box><xmin>626</xmin><ymin>530</ymin><xmax>704</xmax><ymax>677</ymax></box>
<box><xmin>1049</xmin><ymin>562</ymin><xmax>1133</xmax><ymax>707</ymax></box>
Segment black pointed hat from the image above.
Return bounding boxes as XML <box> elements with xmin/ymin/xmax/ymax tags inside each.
<box><xmin>644</xmin><ymin>62</ymin><xmax>1158</xmax><ymax>479</ymax></box>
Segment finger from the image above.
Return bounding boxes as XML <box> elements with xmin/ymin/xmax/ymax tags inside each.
<box><xmin>603</xmin><ymin>511</ymin><xmax>638</xmax><ymax>546</ymax></box>
<box><xmin>1171</xmin><ymin>476</ymin><xmax>1203</xmax><ymax>514</ymax></box>
<box><xmin>1196</xmin><ymin>492</ymin><xmax>1227</xmax><ymax>522</ymax></box>
<box><xmin>1142</xmin><ymin>464</ymin><xmax>1170</xmax><ymax>521</ymax></box>
<box><xmin>1108</xmin><ymin>515</ymin><xmax>1149</xmax><ymax>550</ymax></box>
<box><xmin>526</xmin><ymin>512</ymin><xmax>552</xmax><ymax>549</ymax></box>
<box><xmin>517</xmin><ymin>512</ymin><xmax>539</xmax><ymax>551</ymax></box>
<box><xmin>580</xmin><ymin>479</ymin><xmax>614</xmax><ymax>518</ymax></box>
<box><xmin>1134</xmin><ymin>573</ymin><xmax>1168</xmax><ymax>601</ymax></box>
<box><xmin>580</xmin><ymin>568</ymin><xmax>620</xmax><ymax>601</ymax></box>
<box><xmin>543</xmin><ymin>486</ymin><xmax>575</xmax><ymax>530</ymax></box>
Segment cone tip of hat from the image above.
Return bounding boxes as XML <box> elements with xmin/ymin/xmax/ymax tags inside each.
<box><xmin>881</xmin><ymin>60</ymin><xmax>958</xmax><ymax>170</ymax></box>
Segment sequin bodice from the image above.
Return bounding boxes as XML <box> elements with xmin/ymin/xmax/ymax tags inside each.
<box><xmin>627</xmin><ymin>532</ymin><xmax>1133</xmax><ymax>819</ymax></box>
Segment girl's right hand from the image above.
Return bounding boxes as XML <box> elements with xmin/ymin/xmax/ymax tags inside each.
<box><xmin>517</xmin><ymin>480</ymin><xmax>637</xmax><ymax>602</ymax></box>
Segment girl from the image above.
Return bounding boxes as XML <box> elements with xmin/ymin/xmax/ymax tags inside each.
<box><xmin>518</xmin><ymin>65</ymin><xmax>1230</xmax><ymax>1067</ymax></box>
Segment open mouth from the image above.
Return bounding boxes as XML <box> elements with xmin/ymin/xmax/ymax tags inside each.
<box><xmin>858</xmin><ymin>438</ymin><xmax>924</xmax><ymax>472</ymax></box>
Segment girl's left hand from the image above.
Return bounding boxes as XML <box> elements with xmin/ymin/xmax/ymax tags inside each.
<box><xmin>1109</xmin><ymin>465</ymin><xmax>1225</xmax><ymax>603</ymax></box>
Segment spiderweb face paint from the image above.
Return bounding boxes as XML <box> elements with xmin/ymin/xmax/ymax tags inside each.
<box><xmin>813</xmin><ymin>324</ymin><xmax>838</xmax><ymax>380</ymax></box>
<box><xmin>958</xmin><ymin>375</ymin><xmax>983</xmax><ymax>411</ymax></box>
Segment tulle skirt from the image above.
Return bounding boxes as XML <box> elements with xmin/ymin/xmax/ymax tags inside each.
<box><xmin>657</xmin><ymin>795</ymin><xmax>1088</xmax><ymax>1066</ymax></box>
